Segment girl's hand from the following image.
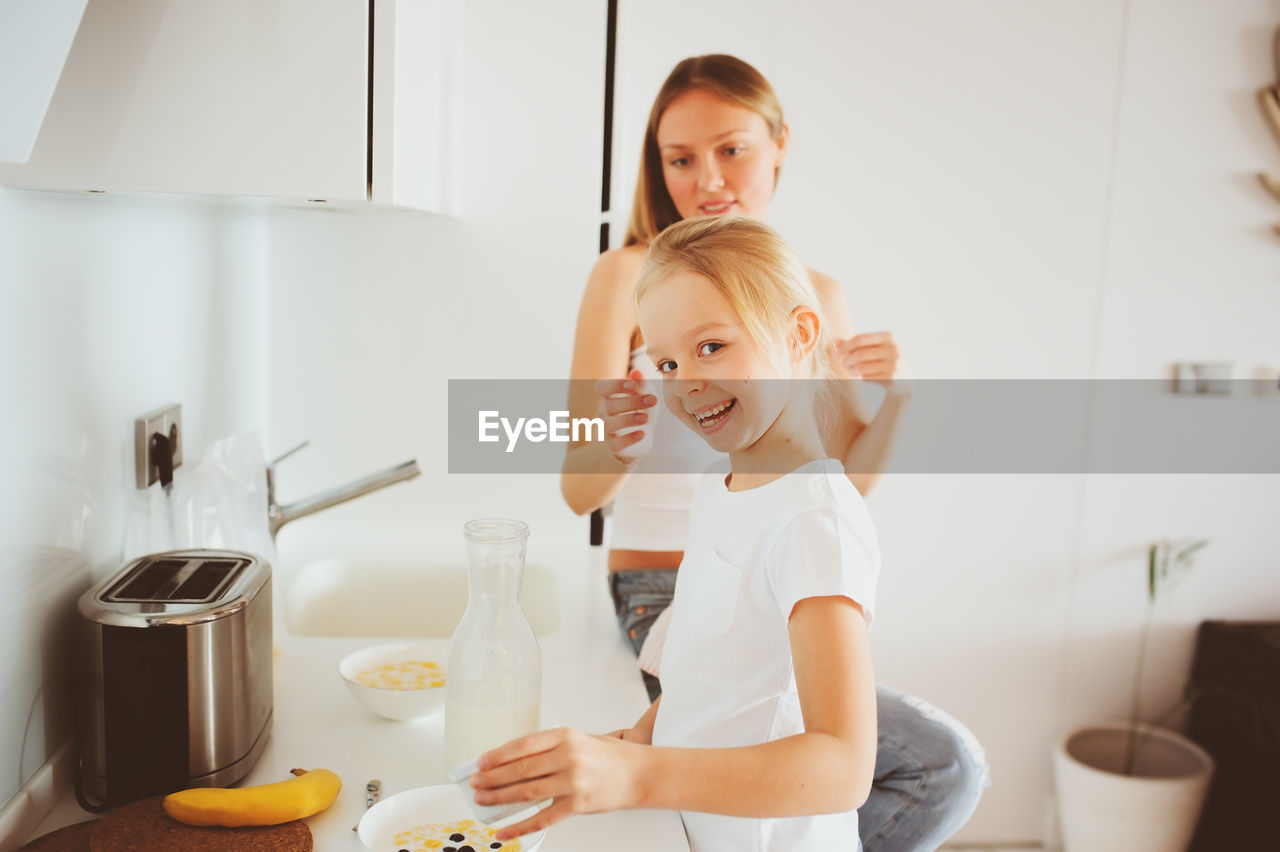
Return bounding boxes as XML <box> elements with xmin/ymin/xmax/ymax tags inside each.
<box><xmin>593</xmin><ymin>369</ymin><xmax>658</xmax><ymax>464</ymax></box>
<box><xmin>472</xmin><ymin>727</ymin><xmax>646</xmax><ymax>840</ymax></box>
<box><xmin>832</xmin><ymin>332</ymin><xmax>914</xmax><ymax>396</ymax></box>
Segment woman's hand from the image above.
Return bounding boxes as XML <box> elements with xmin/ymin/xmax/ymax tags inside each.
<box><xmin>593</xmin><ymin>368</ymin><xmax>659</xmax><ymax>464</ymax></box>
<box><xmin>832</xmin><ymin>331</ymin><xmax>914</xmax><ymax>396</ymax></box>
<box><xmin>472</xmin><ymin>727</ymin><xmax>647</xmax><ymax>840</ymax></box>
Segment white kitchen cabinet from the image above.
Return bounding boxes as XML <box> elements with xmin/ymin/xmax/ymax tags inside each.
<box><xmin>0</xmin><ymin>0</ymin><xmax>459</xmax><ymax>212</ymax></box>
<box><xmin>0</xmin><ymin>0</ymin><xmax>88</xmax><ymax>165</ymax></box>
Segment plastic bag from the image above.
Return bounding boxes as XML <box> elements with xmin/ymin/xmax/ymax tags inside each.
<box><xmin>125</xmin><ymin>431</ymin><xmax>275</xmax><ymax>564</ymax></box>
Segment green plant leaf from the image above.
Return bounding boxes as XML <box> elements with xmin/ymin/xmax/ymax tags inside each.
<box><xmin>1131</xmin><ymin>538</ymin><xmax>1210</xmax><ymax>754</ymax></box>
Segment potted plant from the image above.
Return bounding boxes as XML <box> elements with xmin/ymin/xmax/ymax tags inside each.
<box><xmin>1053</xmin><ymin>539</ymin><xmax>1216</xmax><ymax>852</ymax></box>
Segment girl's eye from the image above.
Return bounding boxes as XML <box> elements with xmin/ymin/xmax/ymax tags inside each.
<box><xmin>722</xmin><ymin>145</ymin><xmax>744</xmax><ymax>157</ymax></box>
<box><xmin>657</xmin><ymin>360</ymin><xmax>677</xmax><ymax>374</ymax></box>
<box><xmin>697</xmin><ymin>342</ymin><xmax>723</xmax><ymax>356</ymax></box>
<box><xmin>668</xmin><ymin>157</ymin><xmax>690</xmax><ymax>168</ymax></box>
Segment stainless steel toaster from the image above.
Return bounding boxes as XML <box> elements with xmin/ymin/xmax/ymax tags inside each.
<box><xmin>74</xmin><ymin>549</ymin><xmax>273</xmax><ymax>808</ymax></box>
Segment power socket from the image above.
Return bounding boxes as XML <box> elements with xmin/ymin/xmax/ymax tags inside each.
<box><xmin>135</xmin><ymin>403</ymin><xmax>183</xmax><ymax>489</ymax></box>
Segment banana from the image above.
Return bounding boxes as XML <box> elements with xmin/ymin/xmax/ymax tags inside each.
<box><xmin>162</xmin><ymin>767</ymin><xmax>342</xmax><ymax>827</ymax></box>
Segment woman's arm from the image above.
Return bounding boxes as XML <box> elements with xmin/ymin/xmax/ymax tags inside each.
<box><xmin>470</xmin><ymin>596</ymin><xmax>875</xmax><ymax>838</ymax></box>
<box><xmin>809</xmin><ymin>269</ymin><xmax>912</xmax><ymax>495</ymax></box>
<box><xmin>560</xmin><ymin>248</ymin><xmax>648</xmax><ymax>515</ymax></box>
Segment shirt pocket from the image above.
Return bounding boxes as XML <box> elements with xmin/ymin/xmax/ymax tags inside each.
<box><xmin>684</xmin><ymin>550</ymin><xmax>742</xmax><ymax>636</ymax></box>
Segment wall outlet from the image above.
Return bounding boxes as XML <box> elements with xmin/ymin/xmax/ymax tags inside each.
<box><xmin>1171</xmin><ymin>362</ymin><xmax>1232</xmax><ymax>395</ymax></box>
<box><xmin>134</xmin><ymin>403</ymin><xmax>182</xmax><ymax>489</ymax></box>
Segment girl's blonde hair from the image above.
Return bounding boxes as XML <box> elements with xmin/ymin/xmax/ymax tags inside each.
<box><xmin>623</xmin><ymin>55</ymin><xmax>785</xmax><ymax>248</ymax></box>
<box><xmin>635</xmin><ymin>216</ymin><xmax>836</xmax><ymax>385</ymax></box>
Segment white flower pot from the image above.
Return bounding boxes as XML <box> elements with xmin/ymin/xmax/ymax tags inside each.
<box><xmin>1054</xmin><ymin>721</ymin><xmax>1214</xmax><ymax>852</ymax></box>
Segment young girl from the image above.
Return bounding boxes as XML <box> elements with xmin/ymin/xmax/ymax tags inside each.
<box><xmin>472</xmin><ymin>216</ymin><xmax>880</xmax><ymax>850</ymax></box>
<box><xmin>561</xmin><ymin>54</ymin><xmax>985</xmax><ymax>850</ymax></box>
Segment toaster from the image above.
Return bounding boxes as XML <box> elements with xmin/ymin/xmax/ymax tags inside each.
<box><xmin>74</xmin><ymin>549</ymin><xmax>273</xmax><ymax>808</ymax></box>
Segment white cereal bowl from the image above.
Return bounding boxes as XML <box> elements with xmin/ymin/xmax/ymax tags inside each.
<box><xmin>357</xmin><ymin>784</ymin><xmax>545</xmax><ymax>852</ymax></box>
<box><xmin>338</xmin><ymin>641</ymin><xmax>447</xmax><ymax>722</ymax></box>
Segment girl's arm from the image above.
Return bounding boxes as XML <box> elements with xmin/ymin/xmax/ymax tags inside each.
<box><xmin>560</xmin><ymin>248</ymin><xmax>649</xmax><ymax>515</ymax></box>
<box><xmin>638</xmin><ymin>595</ymin><xmax>876</xmax><ymax>815</ymax></box>
<box><xmin>809</xmin><ymin>269</ymin><xmax>912</xmax><ymax>495</ymax></box>
<box><xmin>471</xmin><ymin>596</ymin><xmax>875</xmax><ymax>839</ymax></box>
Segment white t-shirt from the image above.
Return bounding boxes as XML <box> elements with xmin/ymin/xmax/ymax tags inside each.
<box><xmin>651</xmin><ymin>458</ymin><xmax>880</xmax><ymax>852</ymax></box>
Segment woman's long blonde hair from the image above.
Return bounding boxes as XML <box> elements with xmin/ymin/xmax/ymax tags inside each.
<box><xmin>623</xmin><ymin>55</ymin><xmax>785</xmax><ymax>248</ymax></box>
<box><xmin>635</xmin><ymin>216</ymin><xmax>836</xmax><ymax>386</ymax></box>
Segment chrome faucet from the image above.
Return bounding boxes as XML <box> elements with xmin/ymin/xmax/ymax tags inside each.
<box><xmin>267</xmin><ymin>440</ymin><xmax>420</xmax><ymax>539</ymax></box>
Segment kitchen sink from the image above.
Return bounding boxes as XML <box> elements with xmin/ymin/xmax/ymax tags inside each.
<box><xmin>284</xmin><ymin>558</ymin><xmax>561</xmax><ymax>638</ymax></box>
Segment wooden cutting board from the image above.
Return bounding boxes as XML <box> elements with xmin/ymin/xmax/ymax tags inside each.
<box><xmin>90</xmin><ymin>796</ymin><xmax>313</xmax><ymax>851</ymax></box>
<box><xmin>19</xmin><ymin>796</ymin><xmax>313</xmax><ymax>851</ymax></box>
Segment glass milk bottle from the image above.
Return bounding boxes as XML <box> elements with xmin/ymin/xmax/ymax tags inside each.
<box><xmin>444</xmin><ymin>519</ymin><xmax>541</xmax><ymax>771</ymax></box>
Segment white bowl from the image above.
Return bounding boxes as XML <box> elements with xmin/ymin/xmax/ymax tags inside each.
<box><xmin>357</xmin><ymin>783</ymin><xmax>545</xmax><ymax>852</ymax></box>
<box><xmin>338</xmin><ymin>641</ymin><xmax>447</xmax><ymax>721</ymax></box>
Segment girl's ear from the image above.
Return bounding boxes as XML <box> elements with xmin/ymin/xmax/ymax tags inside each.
<box><xmin>788</xmin><ymin>305</ymin><xmax>820</xmax><ymax>365</ymax></box>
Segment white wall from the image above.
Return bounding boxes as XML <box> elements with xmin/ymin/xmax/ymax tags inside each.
<box><xmin>0</xmin><ymin>187</ymin><xmax>269</xmax><ymax>814</ymax></box>
<box><xmin>267</xmin><ymin>0</ymin><xmax>1280</xmax><ymax>845</ymax></box>
<box><xmin>1058</xmin><ymin>0</ymin><xmax>1280</xmax><ymax>829</ymax></box>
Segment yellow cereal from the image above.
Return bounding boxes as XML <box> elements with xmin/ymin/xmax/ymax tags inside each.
<box><xmin>395</xmin><ymin>818</ymin><xmax>521</xmax><ymax>851</ymax></box>
<box><xmin>356</xmin><ymin>659</ymin><xmax>446</xmax><ymax>691</ymax></box>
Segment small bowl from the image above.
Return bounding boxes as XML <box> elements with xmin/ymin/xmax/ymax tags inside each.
<box><xmin>358</xmin><ymin>783</ymin><xmax>546</xmax><ymax>852</ymax></box>
<box><xmin>339</xmin><ymin>641</ymin><xmax>447</xmax><ymax>721</ymax></box>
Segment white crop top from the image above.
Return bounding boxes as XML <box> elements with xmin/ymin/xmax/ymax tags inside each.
<box><xmin>608</xmin><ymin>344</ymin><xmax>721</xmax><ymax>552</ymax></box>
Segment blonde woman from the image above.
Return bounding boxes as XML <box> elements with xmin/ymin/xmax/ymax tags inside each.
<box><xmin>560</xmin><ymin>56</ymin><xmax>986</xmax><ymax>850</ymax></box>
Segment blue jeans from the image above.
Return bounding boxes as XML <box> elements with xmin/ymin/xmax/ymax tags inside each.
<box><xmin>608</xmin><ymin>569</ymin><xmax>989</xmax><ymax>852</ymax></box>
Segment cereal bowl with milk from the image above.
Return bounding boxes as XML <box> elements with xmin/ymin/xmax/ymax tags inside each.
<box><xmin>339</xmin><ymin>641</ymin><xmax>447</xmax><ymax>721</ymax></box>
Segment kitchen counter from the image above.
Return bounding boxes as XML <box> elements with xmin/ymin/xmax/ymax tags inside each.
<box><xmin>25</xmin><ymin>538</ymin><xmax>689</xmax><ymax>851</ymax></box>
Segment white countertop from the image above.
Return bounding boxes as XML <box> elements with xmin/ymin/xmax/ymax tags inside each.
<box><xmin>26</xmin><ymin>539</ymin><xmax>689</xmax><ymax>851</ymax></box>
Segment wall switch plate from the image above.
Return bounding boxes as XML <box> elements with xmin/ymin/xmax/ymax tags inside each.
<box><xmin>135</xmin><ymin>403</ymin><xmax>182</xmax><ymax>489</ymax></box>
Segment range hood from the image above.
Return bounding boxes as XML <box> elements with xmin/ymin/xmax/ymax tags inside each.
<box><xmin>0</xmin><ymin>0</ymin><xmax>88</xmax><ymax>164</ymax></box>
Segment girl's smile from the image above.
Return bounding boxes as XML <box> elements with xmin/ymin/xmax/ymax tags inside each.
<box><xmin>690</xmin><ymin>398</ymin><xmax>737</xmax><ymax>432</ymax></box>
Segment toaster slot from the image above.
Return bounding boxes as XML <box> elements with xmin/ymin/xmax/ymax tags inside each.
<box><xmin>170</xmin><ymin>559</ymin><xmax>246</xmax><ymax>603</ymax></box>
<box><xmin>104</xmin><ymin>556</ymin><xmax>248</xmax><ymax>604</ymax></box>
<box><xmin>105</xmin><ymin>559</ymin><xmax>186</xmax><ymax>602</ymax></box>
